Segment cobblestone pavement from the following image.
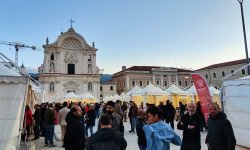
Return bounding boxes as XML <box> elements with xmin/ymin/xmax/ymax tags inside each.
<box><xmin>31</xmin><ymin>120</ymin><xmax>248</xmax><ymax>150</ymax></box>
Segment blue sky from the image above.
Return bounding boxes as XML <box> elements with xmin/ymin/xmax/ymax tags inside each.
<box><xmin>0</xmin><ymin>0</ymin><xmax>249</xmax><ymax>74</ymax></box>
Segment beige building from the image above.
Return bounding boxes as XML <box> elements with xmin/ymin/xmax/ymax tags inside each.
<box><xmin>100</xmin><ymin>76</ymin><xmax>117</xmax><ymax>101</ymax></box>
<box><xmin>113</xmin><ymin>66</ymin><xmax>194</xmax><ymax>94</ymax></box>
<box><xmin>39</xmin><ymin>27</ymin><xmax>100</xmax><ymax>102</ymax></box>
<box><xmin>195</xmin><ymin>58</ymin><xmax>249</xmax><ymax>88</ymax></box>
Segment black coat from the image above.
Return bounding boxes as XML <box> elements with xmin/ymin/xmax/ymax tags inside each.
<box><xmin>86</xmin><ymin>128</ymin><xmax>127</xmax><ymax>150</ymax></box>
<box><xmin>136</xmin><ymin>118</ymin><xmax>147</xmax><ymax>146</ymax></box>
<box><xmin>64</xmin><ymin>112</ymin><xmax>85</xmax><ymax>150</ymax></box>
<box><xmin>205</xmin><ymin>112</ymin><xmax>236</xmax><ymax>150</ymax></box>
<box><xmin>86</xmin><ymin>109</ymin><xmax>96</xmax><ymax>126</ymax></box>
<box><xmin>177</xmin><ymin>113</ymin><xmax>201</xmax><ymax>141</ymax></box>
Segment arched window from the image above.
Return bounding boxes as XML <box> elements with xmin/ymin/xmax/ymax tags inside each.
<box><xmin>110</xmin><ymin>86</ymin><xmax>113</xmax><ymax>91</ymax></box>
<box><xmin>132</xmin><ymin>81</ymin><xmax>135</xmax><ymax>87</ymax></box>
<box><xmin>88</xmin><ymin>82</ymin><xmax>92</xmax><ymax>92</ymax></box>
<box><xmin>88</xmin><ymin>55</ymin><xmax>91</xmax><ymax>62</ymax></box>
<box><xmin>213</xmin><ymin>73</ymin><xmax>216</xmax><ymax>78</ymax></box>
<box><xmin>164</xmin><ymin>81</ymin><xmax>168</xmax><ymax>86</ymax></box>
<box><xmin>242</xmin><ymin>69</ymin><xmax>246</xmax><ymax>75</ymax></box>
<box><xmin>50</xmin><ymin>53</ymin><xmax>54</xmax><ymax>61</ymax></box>
<box><xmin>88</xmin><ymin>64</ymin><xmax>92</xmax><ymax>73</ymax></box>
<box><xmin>139</xmin><ymin>81</ymin><xmax>143</xmax><ymax>87</ymax></box>
<box><xmin>50</xmin><ymin>82</ymin><xmax>54</xmax><ymax>92</ymax></box>
<box><xmin>231</xmin><ymin>70</ymin><xmax>234</xmax><ymax>76</ymax></box>
<box><xmin>50</xmin><ymin>62</ymin><xmax>55</xmax><ymax>72</ymax></box>
<box><xmin>222</xmin><ymin>71</ymin><xmax>225</xmax><ymax>77</ymax></box>
<box><xmin>100</xmin><ymin>86</ymin><xmax>103</xmax><ymax>91</ymax></box>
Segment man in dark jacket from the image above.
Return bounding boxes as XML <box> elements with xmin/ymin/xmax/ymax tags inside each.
<box><xmin>99</xmin><ymin>101</ymin><xmax>124</xmax><ymax>134</ymax></box>
<box><xmin>86</xmin><ymin>114</ymin><xmax>127</xmax><ymax>150</ymax></box>
<box><xmin>205</xmin><ymin>103</ymin><xmax>236</xmax><ymax>150</ymax></box>
<box><xmin>33</xmin><ymin>104</ymin><xmax>41</xmax><ymax>140</ymax></box>
<box><xmin>44</xmin><ymin>103</ymin><xmax>55</xmax><ymax>147</ymax></box>
<box><xmin>64</xmin><ymin>105</ymin><xmax>85</xmax><ymax>150</ymax></box>
<box><xmin>165</xmin><ymin>100</ymin><xmax>176</xmax><ymax>129</ymax></box>
<box><xmin>177</xmin><ymin>102</ymin><xmax>201</xmax><ymax>150</ymax></box>
<box><xmin>136</xmin><ymin>109</ymin><xmax>147</xmax><ymax>150</ymax></box>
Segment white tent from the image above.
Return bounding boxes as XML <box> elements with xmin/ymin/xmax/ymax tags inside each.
<box><xmin>132</xmin><ymin>83</ymin><xmax>170</xmax><ymax>106</ymax></box>
<box><xmin>119</xmin><ymin>92</ymin><xmax>130</xmax><ymax>102</ymax></box>
<box><xmin>63</xmin><ymin>92</ymin><xmax>79</xmax><ymax>99</ymax></box>
<box><xmin>113</xmin><ymin>94</ymin><xmax>120</xmax><ymax>101</ymax></box>
<box><xmin>221</xmin><ymin>76</ymin><xmax>250</xmax><ymax>148</ymax></box>
<box><xmin>166</xmin><ymin>84</ymin><xmax>192</xmax><ymax>95</ymax></box>
<box><xmin>133</xmin><ymin>83</ymin><xmax>169</xmax><ymax>96</ymax></box>
<box><xmin>126</xmin><ymin>85</ymin><xmax>141</xmax><ymax>96</ymax></box>
<box><xmin>78</xmin><ymin>92</ymin><xmax>95</xmax><ymax>100</ymax></box>
<box><xmin>209</xmin><ymin>85</ymin><xmax>220</xmax><ymax>96</ymax></box>
<box><xmin>0</xmin><ymin>62</ymin><xmax>32</xmax><ymax>149</ymax></box>
<box><xmin>165</xmin><ymin>84</ymin><xmax>194</xmax><ymax>108</ymax></box>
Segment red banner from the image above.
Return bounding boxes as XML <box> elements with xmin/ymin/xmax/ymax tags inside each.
<box><xmin>191</xmin><ymin>73</ymin><xmax>212</xmax><ymax>123</ymax></box>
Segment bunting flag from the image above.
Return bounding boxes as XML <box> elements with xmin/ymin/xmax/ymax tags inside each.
<box><xmin>191</xmin><ymin>73</ymin><xmax>212</xmax><ymax>123</ymax></box>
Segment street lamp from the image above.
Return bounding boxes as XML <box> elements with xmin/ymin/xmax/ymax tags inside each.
<box><xmin>238</xmin><ymin>0</ymin><xmax>250</xmax><ymax>75</ymax></box>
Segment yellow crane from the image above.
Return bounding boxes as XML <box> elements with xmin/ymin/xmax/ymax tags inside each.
<box><xmin>0</xmin><ymin>41</ymin><xmax>36</xmax><ymax>65</ymax></box>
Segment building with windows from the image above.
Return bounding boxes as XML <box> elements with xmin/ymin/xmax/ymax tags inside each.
<box><xmin>112</xmin><ymin>66</ymin><xmax>194</xmax><ymax>94</ymax></box>
<box><xmin>100</xmin><ymin>74</ymin><xmax>117</xmax><ymax>101</ymax></box>
<box><xmin>195</xmin><ymin>58</ymin><xmax>249</xmax><ymax>88</ymax></box>
<box><xmin>39</xmin><ymin>27</ymin><xmax>100</xmax><ymax>102</ymax></box>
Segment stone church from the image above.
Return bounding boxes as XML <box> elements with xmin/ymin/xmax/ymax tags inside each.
<box><xmin>38</xmin><ymin>27</ymin><xmax>100</xmax><ymax>102</ymax></box>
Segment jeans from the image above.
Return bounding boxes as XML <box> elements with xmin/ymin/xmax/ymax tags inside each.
<box><xmin>85</xmin><ymin>124</ymin><xmax>93</xmax><ymax>137</ymax></box>
<box><xmin>131</xmin><ymin>117</ymin><xmax>137</xmax><ymax>132</ymax></box>
<box><xmin>45</xmin><ymin>125</ymin><xmax>54</xmax><ymax>144</ymax></box>
<box><xmin>34</xmin><ymin>122</ymin><xmax>40</xmax><ymax>138</ymax></box>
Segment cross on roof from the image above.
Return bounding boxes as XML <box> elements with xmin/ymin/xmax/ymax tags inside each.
<box><xmin>68</xmin><ymin>18</ymin><xmax>75</xmax><ymax>28</ymax></box>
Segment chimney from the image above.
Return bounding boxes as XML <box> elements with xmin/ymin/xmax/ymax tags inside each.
<box><xmin>122</xmin><ymin>66</ymin><xmax>126</xmax><ymax>71</ymax></box>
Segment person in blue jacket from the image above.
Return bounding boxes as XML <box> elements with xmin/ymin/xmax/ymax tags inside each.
<box><xmin>143</xmin><ymin>106</ymin><xmax>181</xmax><ymax>150</ymax></box>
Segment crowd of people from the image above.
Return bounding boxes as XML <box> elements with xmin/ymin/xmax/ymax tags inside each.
<box><xmin>22</xmin><ymin>99</ymin><xmax>236</xmax><ymax>150</ymax></box>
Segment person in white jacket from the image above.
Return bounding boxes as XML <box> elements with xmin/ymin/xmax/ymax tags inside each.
<box><xmin>58</xmin><ymin>102</ymin><xmax>70</xmax><ymax>147</ymax></box>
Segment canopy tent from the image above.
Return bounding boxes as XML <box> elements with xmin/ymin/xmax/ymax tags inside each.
<box><xmin>126</xmin><ymin>85</ymin><xmax>141</xmax><ymax>96</ymax></box>
<box><xmin>103</xmin><ymin>95</ymin><xmax>115</xmax><ymax>103</ymax></box>
<box><xmin>209</xmin><ymin>85</ymin><xmax>221</xmax><ymax>108</ymax></box>
<box><xmin>0</xmin><ymin>55</ymin><xmax>42</xmax><ymax>150</ymax></box>
<box><xmin>132</xmin><ymin>83</ymin><xmax>170</xmax><ymax>106</ymax></box>
<box><xmin>166</xmin><ymin>84</ymin><xmax>194</xmax><ymax>108</ymax></box>
<box><xmin>221</xmin><ymin>76</ymin><xmax>250</xmax><ymax>148</ymax></box>
<box><xmin>62</xmin><ymin>92</ymin><xmax>79</xmax><ymax>102</ymax></box>
<box><xmin>119</xmin><ymin>92</ymin><xmax>130</xmax><ymax>102</ymax></box>
<box><xmin>184</xmin><ymin>84</ymin><xmax>221</xmax><ymax>108</ymax></box>
<box><xmin>78</xmin><ymin>92</ymin><xmax>96</xmax><ymax>103</ymax></box>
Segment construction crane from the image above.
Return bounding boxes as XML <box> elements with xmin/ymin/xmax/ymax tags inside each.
<box><xmin>0</xmin><ymin>41</ymin><xmax>36</xmax><ymax>65</ymax></box>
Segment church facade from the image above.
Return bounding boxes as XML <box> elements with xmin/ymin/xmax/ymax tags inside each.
<box><xmin>38</xmin><ymin>27</ymin><xmax>100</xmax><ymax>102</ymax></box>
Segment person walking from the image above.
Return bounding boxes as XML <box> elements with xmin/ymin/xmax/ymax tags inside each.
<box><xmin>44</xmin><ymin>103</ymin><xmax>56</xmax><ymax>147</ymax></box>
<box><xmin>177</xmin><ymin>102</ymin><xmax>201</xmax><ymax>150</ymax></box>
<box><xmin>23</xmin><ymin>105</ymin><xmax>33</xmax><ymax>141</ymax></box>
<box><xmin>128</xmin><ymin>102</ymin><xmax>138</xmax><ymax>133</ymax></box>
<box><xmin>143</xmin><ymin>106</ymin><xmax>181</xmax><ymax>150</ymax></box>
<box><xmin>64</xmin><ymin>105</ymin><xmax>86</xmax><ymax>150</ymax></box>
<box><xmin>196</xmin><ymin>101</ymin><xmax>207</xmax><ymax>131</ymax></box>
<box><xmin>121</xmin><ymin>101</ymin><xmax>128</xmax><ymax>122</ymax></box>
<box><xmin>136</xmin><ymin>109</ymin><xmax>147</xmax><ymax>150</ymax></box>
<box><xmin>58</xmin><ymin>102</ymin><xmax>70</xmax><ymax>147</ymax></box>
<box><xmin>165</xmin><ymin>100</ymin><xmax>176</xmax><ymax>129</ymax></box>
<box><xmin>32</xmin><ymin>104</ymin><xmax>41</xmax><ymax>140</ymax></box>
<box><xmin>86</xmin><ymin>114</ymin><xmax>127</xmax><ymax>150</ymax></box>
<box><xmin>85</xmin><ymin>104</ymin><xmax>96</xmax><ymax>137</ymax></box>
<box><xmin>205</xmin><ymin>103</ymin><xmax>236</xmax><ymax>150</ymax></box>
